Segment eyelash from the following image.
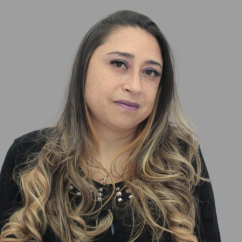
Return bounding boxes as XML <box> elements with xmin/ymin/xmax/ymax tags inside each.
<box><xmin>110</xmin><ymin>60</ymin><xmax>162</xmax><ymax>77</ymax></box>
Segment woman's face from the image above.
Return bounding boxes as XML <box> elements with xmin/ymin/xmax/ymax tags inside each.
<box><xmin>84</xmin><ymin>27</ymin><xmax>163</xmax><ymax>133</ymax></box>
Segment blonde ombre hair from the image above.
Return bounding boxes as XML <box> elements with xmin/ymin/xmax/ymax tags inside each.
<box><xmin>0</xmin><ymin>10</ymin><xmax>210</xmax><ymax>242</ymax></box>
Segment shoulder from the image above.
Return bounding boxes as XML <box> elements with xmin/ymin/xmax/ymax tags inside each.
<box><xmin>176</xmin><ymin>138</ymin><xmax>209</xmax><ymax>179</ymax></box>
<box><xmin>13</xmin><ymin>127</ymin><xmax>51</xmax><ymax>153</ymax></box>
<box><xmin>2</xmin><ymin>127</ymin><xmax>52</xmax><ymax>175</ymax></box>
<box><xmin>0</xmin><ymin>128</ymin><xmax>49</xmax><ymax>230</ymax></box>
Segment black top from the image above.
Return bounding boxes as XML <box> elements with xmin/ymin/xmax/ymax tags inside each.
<box><xmin>0</xmin><ymin>129</ymin><xmax>221</xmax><ymax>242</ymax></box>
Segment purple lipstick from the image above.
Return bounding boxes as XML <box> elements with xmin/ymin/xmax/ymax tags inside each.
<box><xmin>114</xmin><ymin>99</ymin><xmax>139</xmax><ymax>111</ymax></box>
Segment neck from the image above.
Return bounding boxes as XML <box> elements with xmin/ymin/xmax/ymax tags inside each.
<box><xmin>84</xmin><ymin>118</ymin><xmax>138</xmax><ymax>183</ymax></box>
<box><xmin>93</xmin><ymin>121</ymin><xmax>137</xmax><ymax>166</ymax></box>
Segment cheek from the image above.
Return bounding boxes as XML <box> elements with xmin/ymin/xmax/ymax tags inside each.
<box><xmin>146</xmin><ymin>88</ymin><xmax>158</xmax><ymax>105</ymax></box>
<box><xmin>143</xmin><ymin>89</ymin><xmax>159</xmax><ymax>115</ymax></box>
<box><xmin>85</xmin><ymin>75</ymin><xmax>102</xmax><ymax>97</ymax></box>
<box><xmin>85</xmin><ymin>77</ymin><xmax>113</xmax><ymax>108</ymax></box>
<box><xmin>90</xmin><ymin>69</ymin><xmax>112</xmax><ymax>90</ymax></box>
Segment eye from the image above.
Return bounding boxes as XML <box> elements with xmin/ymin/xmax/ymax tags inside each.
<box><xmin>110</xmin><ymin>60</ymin><xmax>127</xmax><ymax>69</ymax></box>
<box><xmin>110</xmin><ymin>59</ymin><xmax>162</xmax><ymax>78</ymax></box>
<box><xmin>144</xmin><ymin>69</ymin><xmax>162</xmax><ymax>77</ymax></box>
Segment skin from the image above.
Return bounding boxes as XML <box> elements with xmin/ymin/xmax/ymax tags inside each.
<box><xmin>84</xmin><ymin>26</ymin><xmax>163</xmax><ymax>183</ymax></box>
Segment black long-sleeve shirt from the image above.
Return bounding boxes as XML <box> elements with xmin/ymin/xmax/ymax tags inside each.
<box><xmin>0</xmin><ymin>129</ymin><xmax>221</xmax><ymax>241</ymax></box>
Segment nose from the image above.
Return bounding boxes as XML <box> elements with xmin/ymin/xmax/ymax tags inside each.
<box><xmin>122</xmin><ymin>70</ymin><xmax>142</xmax><ymax>95</ymax></box>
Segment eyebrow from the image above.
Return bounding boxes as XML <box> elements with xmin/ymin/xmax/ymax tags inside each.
<box><xmin>107</xmin><ymin>51</ymin><xmax>163</xmax><ymax>69</ymax></box>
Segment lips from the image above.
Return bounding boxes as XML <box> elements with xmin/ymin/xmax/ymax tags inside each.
<box><xmin>114</xmin><ymin>100</ymin><xmax>140</xmax><ymax>108</ymax></box>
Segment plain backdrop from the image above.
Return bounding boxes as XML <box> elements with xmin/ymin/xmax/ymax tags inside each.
<box><xmin>1</xmin><ymin>1</ymin><xmax>241</xmax><ymax>241</ymax></box>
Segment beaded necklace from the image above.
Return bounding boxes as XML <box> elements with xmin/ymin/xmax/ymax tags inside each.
<box><xmin>69</xmin><ymin>179</ymin><xmax>133</xmax><ymax>203</ymax></box>
<box><xmin>68</xmin><ymin>179</ymin><xmax>134</xmax><ymax>236</ymax></box>
<box><xmin>68</xmin><ymin>155</ymin><xmax>133</xmax><ymax>236</ymax></box>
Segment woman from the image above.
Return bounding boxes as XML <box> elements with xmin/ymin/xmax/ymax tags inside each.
<box><xmin>0</xmin><ymin>10</ymin><xmax>220</xmax><ymax>242</ymax></box>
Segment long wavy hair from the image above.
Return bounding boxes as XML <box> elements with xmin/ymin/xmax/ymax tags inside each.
<box><xmin>0</xmin><ymin>10</ymin><xmax>210</xmax><ymax>242</ymax></box>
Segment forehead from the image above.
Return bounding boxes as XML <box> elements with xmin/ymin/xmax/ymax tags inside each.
<box><xmin>94</xmin><ymin>27</ymin><xmax>163</xmax><ymax>63</ymax></box>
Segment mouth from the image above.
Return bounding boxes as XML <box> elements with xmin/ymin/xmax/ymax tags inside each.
<box><xmin>113</xmin><ymin>100</ymin><xmax>140</xmax><ymax>111</ymax></box>
<box><xmin>113</xmin><ymin>100</ymin><xmax>140</xmax><ymax>108</ymax></box>
<box><xmin>114</xmin><ymin>102</ymin><xmax>139</xmax><ymax>111</ymax></box>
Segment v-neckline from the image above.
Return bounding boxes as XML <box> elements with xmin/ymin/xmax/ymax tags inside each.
<box><xmin>91</xmin><ymin>178</ymin><xmax>124</xmax><ymax>188</ymax></box>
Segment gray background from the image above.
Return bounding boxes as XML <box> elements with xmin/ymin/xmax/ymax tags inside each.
<box><xmin>1</xmin><ymin>1</ymin><xmax>241</xmax><ymax>240</ymax></box>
